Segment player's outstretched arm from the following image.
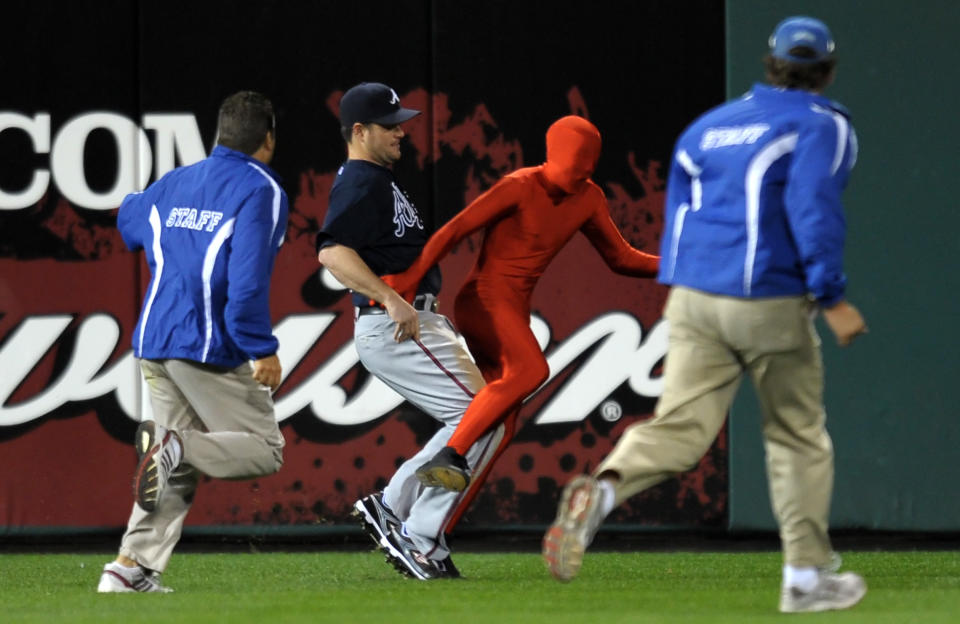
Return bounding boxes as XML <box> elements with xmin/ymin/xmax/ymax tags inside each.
<box><xmin>318</xmin><ymin>244</ymin><xmax>419</xmax><ymax>341</ymax></box>
<box><xmin>580</xmin><ymin>195</ymin><xmax>659</xmax><ymax>277</ymax></box>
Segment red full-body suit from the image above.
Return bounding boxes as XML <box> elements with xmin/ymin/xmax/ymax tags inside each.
<box><xmin>390</xmin><ymin>116</ymin><xmax>659</xmax><ymax>526</ymax></box>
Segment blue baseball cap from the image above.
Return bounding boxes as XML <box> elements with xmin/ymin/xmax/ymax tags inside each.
<box><xmin>339</xmin><ymin>82</ymin><xmax>420</xmax><ymax>127</ymax></box>
<box><xmin>768</xmin><ymin>16</ymin><xmax>835</xmax><ymax>63</ymax></box>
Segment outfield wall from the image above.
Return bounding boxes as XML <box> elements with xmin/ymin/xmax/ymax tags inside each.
<box><xmin>726</xmin><ymin>0</ymin><xmax>960</xmax><ymax>531</ymax></box>
<box><xmin>2</xmin><ymin>1</ymin><xmax>955</xmax><ymax>537</ymax></box>
<box><xmin>0</xmin><ymin>1</ymin><xmax>726</xmax><ymax>534</ymax></box>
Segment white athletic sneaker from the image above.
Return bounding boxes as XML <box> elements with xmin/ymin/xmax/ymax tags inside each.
<box><xmin>132</xmin><ymin>421</ymin><xmax>182</xmax><ymax>512</ymax></box>
<box><xmin>97</xmin><ymin>562</ymin><xmax>173</xmax><ymax>593</ymax></box>
<box><xmin>779</xmin><ymin>571</ymin><xmax>866</xmax><ymax>613</ymax></box>
<box><xmin>542</xmin><ymin>474</ymin><xmax>605</xmax><ymax>582</ymax></box>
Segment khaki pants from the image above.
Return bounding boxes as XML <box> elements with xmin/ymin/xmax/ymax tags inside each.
<box><xmin>119</xmin><ymin>359</ymin><xmax>285</xmax><ymax>571</ymax></box>
<box><xmin>598</xmin><ymin>287</ymin><xmax>834</xmax><ymax>567</ymax></box>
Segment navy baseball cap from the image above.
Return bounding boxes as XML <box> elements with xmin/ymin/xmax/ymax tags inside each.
<box><xmin>339</xmin><ymin>82</ymin><xmax>420</xmax><ymax>126</ymax></box>
<box><xmin>768</xmin><ymin>16</ymin><xmax>835</xmax><ymax>63</ymax></box>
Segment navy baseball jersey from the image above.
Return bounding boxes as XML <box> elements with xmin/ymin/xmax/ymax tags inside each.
<box><xmin>317</xmin><ymin>159</ymin><xmax>440</xmax><ymax>307</ymax></box>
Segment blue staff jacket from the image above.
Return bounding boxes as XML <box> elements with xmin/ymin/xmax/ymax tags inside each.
<box><xmin>118</xmin><ymin>145</ymin><xmax>288</xmax><ymax>367</ymax></box>
<box><xmin>660</xmin><ymin>83</ymin><xmax>857</xmax><ymax>306</ymax></box>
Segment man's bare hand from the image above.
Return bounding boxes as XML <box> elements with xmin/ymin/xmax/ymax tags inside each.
<box><xmin>383</xmin><ymin>292</ymin><xmax>420</xmax><ymax>342</ymax></box>
<box><xmin>252</xmin><ymin>354</ymin><xmax>282</xmax><ymax>391</ymax></box>
<box><xmin>822</xmin><ymin>300</ymin><xmax>868</xmax><ymax>347</ymax></box>
<box><xmin>317</xmin><ymin>244</ymin><xmax>422</xmax><ymax>342</ymax></box>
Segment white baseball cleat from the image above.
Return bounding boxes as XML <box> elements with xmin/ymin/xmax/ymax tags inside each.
<box><xmin>542</xmin><ymin>474</ymin><xmax>605</xmax><ymax>582</ymax></box>
<box><xmin>97</xmin><ymin>561</ymin><xmax>173</xmax><ymax>593</ymax></box>
<box><xmin>779</xmin><ymin>571</ymin><xmax>866</xmax><ymax>613</ymax></box>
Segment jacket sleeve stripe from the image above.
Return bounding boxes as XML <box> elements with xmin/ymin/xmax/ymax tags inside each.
<box><xmin>810</xmin><ymin>104</ymin><xmax>850</xmax><ymax>176</ymax></box>
<box><xmin>744</xmin><ymin>133</ymin><xmax>799</xmax><ymax>295</ymax></box>
<box><xmin>664</xmin><ymin>203</ymin><xmax>690</xmax><ymax>281</ymax></box>
<box><xmin>137</xmin><ymin>205</ymin><xmax>165</xmax><ymax>356</ymax></box>
<box><xmin>247</xmin><ymin>162</ymin><xmax>284</xmax><ymax>245</ymax></box>
<box><xmin>201</xmin><ymin>217</ymin><xmax>236</xmax><ymax>362</ymax></box>
<box><xmin>827</xmin><ymin>112</ymin><xmax>849</xmax><ymax>175</ymax></box>
<box><xmin>676</xmin><ymin>149</ymin><xmax>703</xmax><ymax>211</ymax></box>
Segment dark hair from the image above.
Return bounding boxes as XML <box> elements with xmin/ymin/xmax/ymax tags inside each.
<box><xmin>216</xmin><ymin>91</ymin><xmax>275</xmax><ymax>155</ymax></box>
<box><xmin>764</xmin><ymin>49</ymin><xmax>836</xmax><ymax>91</ymax></box>
<box><xmin>340</xmin><ymin>125</ymin><xmax>353</xmax><ymax>143</ymax></box>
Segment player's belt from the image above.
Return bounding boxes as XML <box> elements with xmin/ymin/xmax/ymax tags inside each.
<box><xmin>355</xmin><ymin>293</ymin><xmax>438</xmax><ymax>317</ymax></box>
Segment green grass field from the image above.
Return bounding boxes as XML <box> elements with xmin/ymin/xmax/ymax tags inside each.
<box><xmin>2</xmin><ymin>550</ymin><xmax>957</xmax><ymax>623</ymax></box>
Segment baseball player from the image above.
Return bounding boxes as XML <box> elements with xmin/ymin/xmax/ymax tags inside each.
<box><xmin>316</xmin><ymin>82</ymin><xmax>504</xmax><ymax>580</ymax></box>
<box><xmin>98</xmin><ymin>91</ymin><xmax>287</xmax><ymax>592</ymax></box>
<box><xmin>386</xmin><ymin>116</ymin><xmax>659</xmax><ymax>532</ymax></box>
<box><xmin>542</xmin><ymin>17</ymin><xmax>868</xmax><ymax>614</ymax></box>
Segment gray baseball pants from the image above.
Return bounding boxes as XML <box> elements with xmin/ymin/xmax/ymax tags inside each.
<box><xmin>598</xmin><ymin>287</ymin><xmax>835</xmax><ymax>567</ymax></box>
<box><xmin>354</xmin><ymin>308</ymin><xmax>503</xmax><ymax>560</ymax></box>
<box><xmin>119</xmin><ymin>358</ymin><xmax>285</xmax><ymax>571</ymax></box>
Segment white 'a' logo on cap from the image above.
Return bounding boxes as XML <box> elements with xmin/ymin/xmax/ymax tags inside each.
<box><xmin>389</xmin><ymin>88</ymin><xmax>400</xmax><ymax>104</ymax></box>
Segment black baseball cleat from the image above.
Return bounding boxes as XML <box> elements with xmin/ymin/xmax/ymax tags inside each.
<box><xmin>379</xmin><ymin>524</ymin><xmax>449</xmax><ymax>580</ymax></box>
<box><xmin>354</xmin><ymin>492</ymin><xmax>460</xmax><ymax>580</ymax></box>
<box><xmin>415</xmin><ymin>446</ymin><xmax>471</xmax><ymax>492</ymax></box>
<box><xmin>434</xmin><ymin>554</ymin><xmax>461</xmax><ymax>579</ymax></box>
<box><xmin>352</xmin><ymin>492</ymin><xmax>401</xmax><ymax>548</ymax></box>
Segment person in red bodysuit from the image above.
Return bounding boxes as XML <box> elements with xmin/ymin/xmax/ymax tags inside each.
<box><xmin>388</xmin><ymin>116</ymin><xmax>659</xmax><ymax>519</ymax></box>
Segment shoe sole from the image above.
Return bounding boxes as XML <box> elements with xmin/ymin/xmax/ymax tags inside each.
<box><xmin>542</xmin><ymin>525</ymin><xmax>584</xmax><ymax>582</ymax></box>
<box><xmin>132</xmin><ymin>423</ymin><xmax>172</xmax><ymax>513</ymax></box>
<box><xmin>415</xmin><ymin>465</ymin><xmax>469</xmax><ymax>492</ymax></box>
<box><xmin>132</xmin><ymin>421</ymin><xmax>158</xmax><ymax>511</ymax></box>
<box><xmin>542</xmin><ymin>476</ymin><xmax>600</xmax><ymax>582</ymax></box>
<box><xmin>135</xmin><ymin>421</ymin><xmax>157</xmax><ymax>458</ymax></box>
<box><xmin>133</xmin><ymin>444</ymin><xmax>162</xmax><ymax>512</ymax></box>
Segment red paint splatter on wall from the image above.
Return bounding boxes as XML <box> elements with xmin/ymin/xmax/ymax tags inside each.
<box><xmin>0</xmin><ymin>86</ymin><xmax>726</xmax><ymax>529</ymax></box>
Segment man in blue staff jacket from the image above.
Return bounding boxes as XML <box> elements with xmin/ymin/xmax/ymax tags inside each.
<box><xmin>544</xmin><ymin>17</ymin><xmax>868</xmax><ymax>614</ymax></box>
<box><xmin>98</xmin><ymin>91</ymin><xmax>288</xmax><ymax>593</ymax></box>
